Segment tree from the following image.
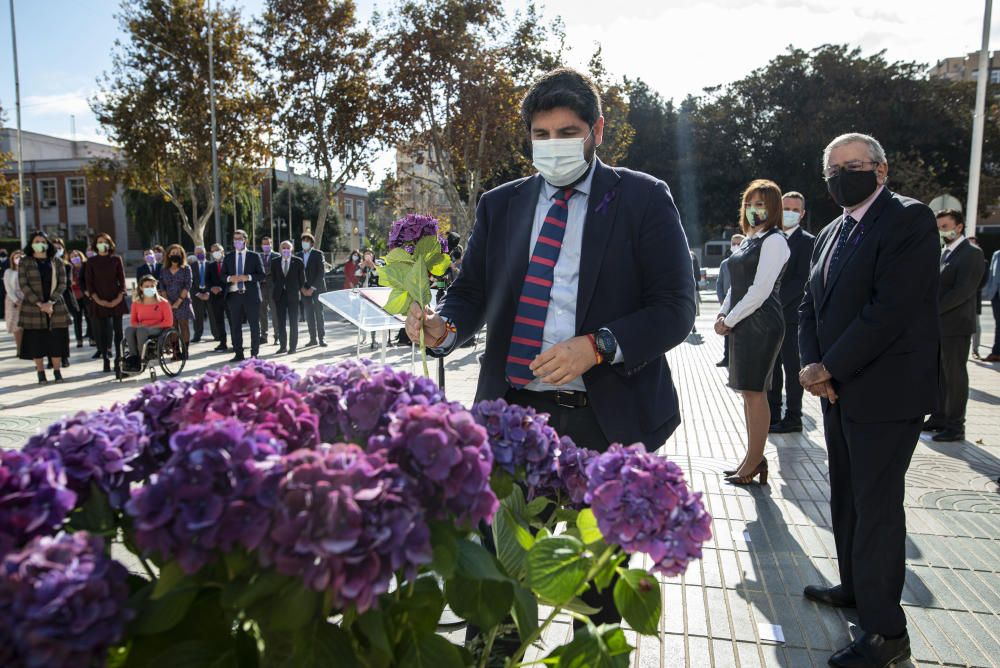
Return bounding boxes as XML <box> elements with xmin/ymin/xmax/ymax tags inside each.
<box><xmin>259</xmin><ymin>0</ymin><xmax>390</xmax><ymax>255</ymax></box>
<box><xmin>586</xmin><ymin>46</ymin><xmax>634</xmax><ymax>166</ymax></box>
<box><xmin>91</xmin><ymin>0</ymin><xmax>270</xmax><ymax>248</ymax></box>
<box><xmin>0</xmin><ymin>103</ymin><xmax>19</xmax><ymax>207</ymax></box>
<box><xmin>377</xmin><ymin>0</ymin><xmax>561</xmax><ymax>238</ymax></box>
<box><xmin>268</xmin><ymin>181</ymin><xmax>330</xmax><ymax>247</ymax></box>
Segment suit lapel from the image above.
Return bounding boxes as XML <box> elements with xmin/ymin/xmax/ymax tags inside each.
<box><xmin>820</xmin><ymin>189</ymin><xmax>892</xmax><ymax>311</ymax></box>
<box><xmin>576</xmin><ymin>160</ymin><xmax>622</xmax><ymax>331</ymax></box>
<box><xmin>504</xmin><ymin>175</ymin><xmax>543</xmax><ymax>298</ymax></box>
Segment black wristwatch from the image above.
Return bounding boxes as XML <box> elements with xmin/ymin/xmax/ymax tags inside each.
<box><xmin>594</xmin><ymin>328</ymin><xmax>617</xmax><ymax>364</ymax></box>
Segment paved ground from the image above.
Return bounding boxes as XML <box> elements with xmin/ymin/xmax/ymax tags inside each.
<box><xmin>1</xmin><ymin>297</ymin><xmax>998</xmax><ymax>667</ymax></box>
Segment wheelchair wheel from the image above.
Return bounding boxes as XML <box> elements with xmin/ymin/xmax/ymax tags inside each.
<box><xmin>158</xmin><ymin>329</ymin><xmax>187</xmax><ymax>377</ymax></box>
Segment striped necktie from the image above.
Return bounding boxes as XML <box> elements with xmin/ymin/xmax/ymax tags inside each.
<box><xmin>506</xmin><ymin>188</ymin><xmax>576</xmax><ymax>387</ymax></box>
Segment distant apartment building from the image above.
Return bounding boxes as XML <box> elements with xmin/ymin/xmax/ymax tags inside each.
<box><xmin>929</xmin><ymin>51</ymin><xmax>1000</xmax><ymax>83</ymax></box>
<box><xmin>1</xmin><ymin>129</ymin><xmax>129</xmax><ymax>248</ymax></box>
<box><xmin>260</xmin><ymin>169</ymin><xmax>368</xmax><ymax>251</ymax></box>
<box><xmin>395</xmin><ymin>143</ymin><xmax>456</xmax><ymax>223</ymax></box>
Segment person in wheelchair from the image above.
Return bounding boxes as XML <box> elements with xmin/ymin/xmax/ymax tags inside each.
<box><xmin>124</xmin><ymin>276</ymin><xmax>174</xmax><ymax>371</ymax></box>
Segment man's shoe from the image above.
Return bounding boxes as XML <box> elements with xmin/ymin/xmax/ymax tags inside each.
<box><xmin>984</xmin><ymin>353</ymin><xmax>1000</xmax><ymax>362</ymax></box>
<box><xmin>214</xmin><ymin>344</ymin><xmax>228</xmax><ymax>352</ymax></box>
<box><xmin>770</xmin><ymin>419</ymin><xmax>803</xmax><ymax>434</ymax></box>
<box><xmin>804</xmin><ymin>584</ymin><xmax>856</xmax><ymax>608</ymax></box>
<box><xmin>828</xmin><ymin>631</ymin><xmax>910</xmax><ymax>668</ymax></box>
<box><xmin>715</xmin><ymin>358</ymin><xmax>728</xmax><ymax>367</ymax></box>
<box><xmin>921</xmin><ymin>419</ymin><xmax>946</xmax><ymax>432</ymax></box>
<box><xmin>305</xmin><ymin>339</ymin><xmax>318</xmax><ymax>347</ymax></box>
<box><xmin>275</xmin><ymin>347</ymin><xmax>287</xmax><ymax>354</ymax></box>
<box><xmin>287</xmin><ymin>347</ymin><xmax>296</xmax><ymax>354</ymax></box>
<box><xmin>932</xmin><ymin>429</ymin><xmax>965</xmax><ymax>442</ymax></box>
<box><xmin>319</xmin><ymin>340</ymin><xmax>328</xmax><ymax>348</ymax></box>
<box><xmin>91</xmin><ymin>350</ymin><xmax>103</xmax><ymax>360</ymax></box>
<box><xmin>230</xmin><ymin>354</ymin><xmax>246</xmax><ymax>363</ymax></box>
<box><xmin>191</xmin><ymin>337</ymin><xmax>202</xmax><ymax>343</ymax></box>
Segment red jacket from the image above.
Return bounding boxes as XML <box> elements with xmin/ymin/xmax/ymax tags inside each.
<box><xmin>130</xmin><ymin>300</ymin><xmax>174</xmax><ymax>329</ymax></box>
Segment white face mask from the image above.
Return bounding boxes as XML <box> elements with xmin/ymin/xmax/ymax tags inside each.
<box><xmin>782</xmin><ymin>210</ymin><xmax>801</xmax><ymax>229</ymax></box>
<box><xmin>142</xmin><ymin>287</ymin><xmax>158</xmax><ymax>298</ymax></box>
<box><xmin>212</xmin><ymin>250</ymin><xmax>223</xmax><ymax>260</ymax></box>
<box><xmin>302</xmin><ymin>241</ymin><xmax>312</xmax><ymax>251</ymax></box>
<box><xmin>531</xmin><ymin>130</ymin><xmax>594</xmax><ymax>187</ymax></box>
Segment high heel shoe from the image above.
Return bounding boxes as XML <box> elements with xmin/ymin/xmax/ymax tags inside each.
<box><xmin>37</xmin><ymin>371</ymin><xmax>48</xmax><ymax>385</ymax></box>
<box><xmin>725</xmin><ymin>458</ymin><xmax>768</xmax><ymax>485</ymax></box>
<box><xmin>53</xmin><ymin>369</ymin><xmax>63</xmax><ymax>383</ymax></box>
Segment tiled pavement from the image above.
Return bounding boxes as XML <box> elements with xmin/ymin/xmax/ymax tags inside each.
<box><xmin>1</xmin><ymin>299</ymin><xmax>998</xmax><ymax>667</ymax></box>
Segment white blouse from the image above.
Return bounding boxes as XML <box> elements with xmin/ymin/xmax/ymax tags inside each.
<box><xmin>719</xmin><ymin>230</ymin><xmax>790</xmax><ymax>327</ymax></box>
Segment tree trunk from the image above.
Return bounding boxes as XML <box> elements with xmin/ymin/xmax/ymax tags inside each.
<box><xmin>314</xmin><ymin>189</ymin><xmax>330</xmax><ymax>254</ymax></box>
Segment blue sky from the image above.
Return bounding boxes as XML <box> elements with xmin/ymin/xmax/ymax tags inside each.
<box><xmin>2</xmin><ymin>0</ymin><xmax>1000</xmax><ymax>188</ymax></box>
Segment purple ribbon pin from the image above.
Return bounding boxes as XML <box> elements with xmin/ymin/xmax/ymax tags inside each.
<box><xmin>595</xmin><ymin>188</ymin><xmax>618</xmax><ymax>214</ymax></box>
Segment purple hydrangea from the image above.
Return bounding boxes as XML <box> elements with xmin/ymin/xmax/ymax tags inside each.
<box><xmin>235</xmin><ymin>358</ymin><xmax>300</xmax><ymax>384</ymax></box>
<box><xmin>125</xmin><ymin>420</ymin><xmax>286</xmax><ymax>574</ymax></box>
<box><xmin>181</xmin><ymin>366</ymin><xmax>319</xmax><ymax>452</ymax></box>
<box><xmin>23</xmin><ymin>409</ymin><xmax>148</xmax><ymax>509</ymax></box>
<box><xmin>0</xmin><ymin>450</ymin><xmax>77</xmax><ymax>556</ymax></box>
<box><xmin>585</xmin><ymin>444</ymin><xmax>712</xmax><ymax>577</ymax></box>
<box><xmin>0</xmin><ymin>532</ymin><xmax>130</xmax><ymax>668</ymax></box>
<box><xmin>369</xmin><ymin>403</ymin><xmax>498</xmax><ymax>528</ymax></box>
<box><xmin>388</xmin><ymin>213</ymin><xmax>446</xmax><ymax>254</ymax></box>
<box><xmin>118</xmin><ymin>378</ymin><xmax>193</xmax><ymax>473</ymax></box>
<box><xmin>262</xmin><ymin>443</ymin><xmax>432</xmax><ymax>613</ymax></box>
<box><xmin>298</xmin><ymin>360</ymin><xmax>446</xmax><ymax>445</ymax></box>
<box><xmin>555</xmin><ymin>437</ymin><xmax>597</xmax><ymax>506</ymax></box>
<box><xmin>470</xmin><ymin>399</ymin><xmax>561</xmax><ymax>498</ymax></box>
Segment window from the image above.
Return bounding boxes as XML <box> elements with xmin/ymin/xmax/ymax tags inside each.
<box><xmin>356</xmin><ymin>200</ymin><xmax>365</xmax><ymax>222</ymax></box>
<box><xmin>991</xmin><ymin>70</ymin><xmax>1000</xmax><ymax>84</ymax></box>
<box><xmin>39</xmin><ymin>179</ymin><xmax>57</xmax><ymax>208</ymax></box>
<box><xmin>68</xmin><ymin>177</ymin><xmax>86</xmax><ymax>207</ymax></box>
<box><xmin>345</xmin><ymin>199</ymin><xmax>353</xmax><ymax>219</ymax></box>
<box><xmin>20</xmin><ymin>179</ymin><xmax>32</xmax><ymax>206</ymax></box>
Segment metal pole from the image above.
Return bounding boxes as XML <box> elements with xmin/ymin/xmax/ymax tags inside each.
<box><xmin>207</xmin><ymin>0</ymin><xmax>223</xmax><ymax>245</ymax></box>
<box><xmin>9</xmin><ymin>0</ymin><xmax>26</xmax><ymax>246</ymax></box>
<box><xmin>269</xmin><ymin>162</ymin><xmax>275</xmax><ymax>241</ymax></box>
<box><xmin>966</xmin><ymin>0</ymin><xmax>992</xmax><ymax>239</ymax></box>
<box><xmin>287</xmin><ymin>161</ymin><xmax>293</xmax><ymax>242</ymax></box>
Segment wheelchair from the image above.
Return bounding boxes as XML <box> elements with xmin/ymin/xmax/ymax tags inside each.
<box><xmin>114</xmin><ymin>326</ymin><xmax>187</xmax><ymax>381</ymax></box>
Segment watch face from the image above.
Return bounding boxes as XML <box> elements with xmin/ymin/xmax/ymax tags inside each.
<box><xmin>596</xmin><ymin>330</ymin><xmax>615</xmax><ymax>355</ymax></box>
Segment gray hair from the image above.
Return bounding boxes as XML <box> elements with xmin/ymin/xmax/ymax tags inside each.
<box><xmin>822</xmin><ymin>133</ymin><xmax>887</xmax><ymax>168</ymax></box>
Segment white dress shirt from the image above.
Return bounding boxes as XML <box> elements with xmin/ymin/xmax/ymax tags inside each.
<box><xmin>720</xmin><ymin>229</ymin><xmax>790</xmax><ymax>328</ymax></box>
<box><xmin>942</xmin><ymin>235</ymin><xmax>966</xmax><ymax>258</ymax></box>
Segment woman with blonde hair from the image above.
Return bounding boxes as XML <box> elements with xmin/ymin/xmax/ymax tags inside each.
<box><xmin>159</xmin><ymin>243</ymin><xmax>194</xmax><ymax>358</ymax></box>
<box><xmin>4</xmin><ymin>250</ymin><xmax>24</xmax><ymax>353</ymax></box>
<box><xmin>715</xmin><ymin>179</ymin><xmax>790</xmax><ymax>484</ymax></box>
<box><xmin>123</xmin><ymin>275</ymin><xmax>174</xmax><ymax>370</ymax></box>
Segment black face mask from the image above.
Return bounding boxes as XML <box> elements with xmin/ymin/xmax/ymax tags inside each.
<box><xmin>827</xmin><ymin>170</ymin><xmax>878</xmax><ymax>209</ymax></box>
<box><xmin>169</xmin><ymin>255</ymin><xmax>182</xmax><ymax>263</ymax></box>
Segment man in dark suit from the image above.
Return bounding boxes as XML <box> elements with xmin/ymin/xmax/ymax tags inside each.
<box><xmin>258</xmin><ymin>236</ymin><xmax>278</xmax><ymax>345</ymax></box>
<box><xmin>799</xmin><ymin>133</ymin><xmax>939</xmax><ymax>668</ymax></box>
<box><xmin>922</xmin><ymin>209</ymin><xmax>984</xmax><ymax>442</ymax></box>
<box><xmin>206</xmin><ymin>243</ymin><xmax>228</xmax><ymax>352</ymax></box>
<box><xmin>271</xmin><ymin>240</ymin><xmax>305</xmax><ymax>354</ymax></box>
<box><xmin>190</xmin><ymin>245</ymin><xmax>213</xmax><ymax>343</ymax></box>
<box><xmin>135</xmin><ymin>249</ymin><xmax>162</xmax><ymax>282</ymax></box>
<box><xmin>714</xmin><ymin>234</ymin><xmax>744</xmax><ymax>367</ymax></box>
<box><xmin>768</xmin><ymin>191</ymin><xmax>815</xmax><ymax>433</ymax></box>
<box><xmin>222</xmin><ymin>229</ymin><xmax>265</xmax><ymax>361</ymax></box>
<box><xmin>298</xmin><ymin>232</ymin><xmax>327</xmax><ymax>347</ymax></box>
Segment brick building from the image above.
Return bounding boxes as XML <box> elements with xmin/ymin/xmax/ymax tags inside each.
<box><xmin>260</xmin><ymin>168</ymin><xmax>368</xmax><ymax>251</ymax></box>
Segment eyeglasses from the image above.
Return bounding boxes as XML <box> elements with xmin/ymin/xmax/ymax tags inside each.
<box><xmin>824</xmin><ymin>160</ymin><xmax>879</xmax><ymax>180</ymax></box>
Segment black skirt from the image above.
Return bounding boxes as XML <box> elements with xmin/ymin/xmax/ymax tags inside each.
<box><xmin>727</xmin><ymin>309</ymin><xmax>784</xmax><ymax>392</ymax></box>
<box><xmin>19</xmin><ymin>327</ymin><xmax>70</xmax><ymax>361</ymax></box>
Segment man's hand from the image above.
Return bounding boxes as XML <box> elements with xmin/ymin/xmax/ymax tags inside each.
<box><xmin>799</xmin><ymin>362</ymin><xmax>832</xmax><ymax>387</ymax></box>
<box><xmin>210</xmin><ymin>286</ymin><xmax>222</xmax><ymax>295</ymax></box>
<box><xmin>714</xmin><ymin>315</ymin><xmax>732</xmax><ymax>336</ymax></box>
<box><xmin>805</xmin><ymin>380</ymin><xmax>838</xmax><ymax>404</ymax></box>
<box><xmin>405</xmin><ymin>302</ymin><xmax>447</xmax><ymax>347</ymax></box>
<box><xmin>529</xmin><ymin>336</ymin><xmax>597</xmax><ymax>386</ymax></box>
<box><xmin>302</xmin><ymin>287</ymin><xmax>315</xmax><ymax>297</ymax></box>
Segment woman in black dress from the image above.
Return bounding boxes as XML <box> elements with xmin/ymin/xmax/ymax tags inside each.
<box><xmin>715</xmin><ymin>179</ymin><xmax>790</xmax><ymax>484</ymax></box>
<box><xmin>18</xmin><ymin>231</ymin><xmax>70</xmax><ymax>384</ymax></box>
<box><xmin>84</xmin><ymin>233</ymin><xmax>129</xmax><ymax>372</ymax></box>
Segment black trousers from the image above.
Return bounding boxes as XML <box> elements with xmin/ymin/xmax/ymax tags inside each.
<box><xmin>226</xmin><ymin>293</ymin><xmax>260</xmax><ymax>357</ymax></box>
<box><xmin>93</xmin><ymin>314</ymin><xmax>124</xmax><ymax>359</ymax></box>
<box><xmin>991</xmin><ymin>295</ymin><xmax>1000</xmax><ymax>356</ymax></box>
<box><xmin>259</xmin><ymin>281</ymin><xmax>276</xmax><ymax>340</ymax></box>
<box><xmin>767</xmin><ymin>320</ymin><xmax>804</xmax><ymax>422</ymax></box>
<box><xmin>209</xmin><ymin>294</ymin><xmax>227</xmax><ymax>346</ymax></box>
<box><xmin>67</xmin><ymin>297</ymin><xmax>84</xmax><ymax>344</ymax></box>
<box><xmin>275</xmin><ymin>296</ymin><xmax>299</xmax><ymax>351</ymax></box>
<box><xmin>931</xmin><ymin>335</ymin><xmax>971</xmax><ymax>431</ymax></box>
<box><xmin>824</xmin><ymin>401</ymin><xmax>920</xmax><ymax>636</ymax></box>
<box><xmin>302</xmin><ymin>294</ymin><xmax>325</xmax><ymax>342</ymax></box>
<box><xmin>192</xmin><ymin>293</ymin><xmax>211</xmax><ymax>339</ymax></box>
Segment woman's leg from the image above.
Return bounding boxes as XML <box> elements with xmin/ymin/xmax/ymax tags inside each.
<box><xmin>14</xmin><ymin>329</ymin><xmax>22</xmax><ymax>355</ymax></box>
<box><xmin>124</xmin><ymin>326</ymin><xmax>139</xmax><ymax>359</ymax></box>
<box><xmin>33</xmin><ymin>357</ymin><xmax>44</xmax><ymax>372</ymax></box>
<box><xmin>93</xmin><ymin>316</ymin><xmax>110</xmax><ymax>358</ymax></box>
<box><xmin>737</xmin><ymin>390</ymin><xmax>769</xmax><ymax>476</ymax></box>
<box><xmin>73</xmin><ymin>305</ymin><xmax>84</xmax><ymax>344</ymax></box>
<box><xmin>136</xmin><ymin>327</ymin><xmax>161</xmax><ymax>355</ymax></box>
<box><xmin>112</xmin><ymin>315</ymin><xmax>124</xmax><ymax>360</ymax></box>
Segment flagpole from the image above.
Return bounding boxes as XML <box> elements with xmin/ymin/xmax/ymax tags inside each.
<box><xmin>9</xmin><ymin>0</ymin><xmax>26</xmax><ymax>246</ymax></box>
<box><xmin>966</xmin><ymin>0</ymin><xmax>992</xmax><ymax>238</ymax></box>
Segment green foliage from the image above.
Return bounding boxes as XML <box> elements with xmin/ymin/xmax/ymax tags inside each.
<box><xmin>527</xmin><ymin>535</ymin><xmax>591</xmax><ymax>605</ymax></box>
<box><xmin>612</xmin><ymin>569</ymin><xmax>662</xmax><ymax>636</ymax></box>
<box><xmin>544</xmin><ymin>623</ymin><xmax>632</xmax><ymax>668</ymax></box>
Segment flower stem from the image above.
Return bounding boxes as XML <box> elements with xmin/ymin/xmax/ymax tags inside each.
<box><xmin>419</xmin><ymin>318</ymin><xmax>429</xmax><ymax>377</ymax></box>
<box><xmin>478</xmin><ymin>625</ymin><xmax>499</xmax><ymax>668</ymax></box>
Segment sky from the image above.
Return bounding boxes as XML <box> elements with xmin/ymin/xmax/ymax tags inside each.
<box><xmin>1</xmin><ymin>0</ymin><xmax>999</xmax><ymax>188</ymax></box>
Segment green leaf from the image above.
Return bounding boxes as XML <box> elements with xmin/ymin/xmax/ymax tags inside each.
<box><xmin>265</xmin><ymin>582</ymin><xmax>321</xmax><ymax>632</ymax></box>
<box><xmin>131</xmin><ymin>584</ymin><xmax>200</xmax><ymax>636</ymax></box>
<box><xmin>151</xmin><ymin>560</ymin><xmax>186</xmax><ymax>600</ymax></box>
<box><xmin>527</xmin><ymin>535</ymin><xmax>590</xmax><ymax>605</ymax></box>
<box><xmin>490</xmin><ymin>468</ymin><xmax>514</xmax><ymax>500</ymax></box>
<box><xmin>525</xmin><ymin>496</ymin><xmax>552</xmax><ymax>518</ymax></box>
<box><xmin>429</xmin><ymin>521</ymin><xmax>458</xmax><ymax>578</ymax></box>
<box><xmin>389</xmin><ymin>576</ymin><xmax>445</xmax><ymax>636</ymax></box>
<box><xmin>379</xmin><ymin>262</ymin><xmax>411</xmax><ymax>291</ymax></box>
<box><xmin>547</xmin><ymin>623</ymin><xmax>632</xmax><ymax>668</ymax></box>
<box><xmin>455</xmin><ymin>538</ymin><xmax>509</xmax><ymax>582</ymax></box>
<box><xmin>404</xmin><ymin>255</ymin><xmax>431</xmax><ymax>307</ymax></box>
<box><xmin>398</xmin><ymin>630</ymin><xmax>465</xmax><ymax>668</ymax></box>
<box><xmin>69</xmin><ymin>483</ymin><xmax>116</xmax><ymax>534</ymax></box>
<box><xmin>503</xmin><ymin>484</ymin><xmax>527</xmax><ymax>517</ymax></box>
<box><xmin>562</xmin><ymin>597</ymin><xmax>602</xmax><ymax>616</ymax></box>
<box><xmin>445</xmin><ymin>574</ymin><xmax>513</xmax><ymax>629</ymax></box>
<box><xmin>223</xmin><ymin>549</ymin><xmax>250</xmax><ymax>580</ymax></box>
<box><xmin>593</xmin><ymin>552</ymin><xmax>625</xmax><ymax>592</ymax></box>
<box><xmin>554</xmin><ymin>507</ymin><xmax>580</xmax><ymax>524</ymax></box>
<box><xmin>220</xmin><ymin>571</ymin><xmax>289</xmax><ymax>611</ymax></box>
<box><xmin>355</xmin><ymin>609</ymin><xmax>393</xmax><ymax>665</ymax></box>
<box><xmin>148</xmin><ymin>641</ymin><xmax>235</xmax><ymax>668</ymax></box>
<box><xmin>576</xmin><ymin>509</ymin><xmax>603</xmax><ymax>545</ymax></box>
<box><xmin>385</xmin><ymin>247</ymin><xmax>415</xmax><ymax>265</ymax></box>
<box><xmin>613</xmin><ymin>569</ymin><xmax>662</xmax><ymax>636</ymax></box>
<box><xmin>383</xmin><ymin>287</ymin><xmax>412</xmax><ymax>315</ymax></box>
<box><xmin>414</xmin><ymin>235</ymin><xmax>443</xmax><ymax>259</ymax></box>
<box><xmin>511</xmin><ymin>583</ymin><xmax>539</xmax><ymax>642</ymax></box>
<box><xmin>493</xmin><ymin>504</ymin><xmax>533</xmax><ymax>580</ymax></box>
<box><xmin>425</xmin><ymin>252</ymin><xmax>451</xmax><ymax>276</ymax></box>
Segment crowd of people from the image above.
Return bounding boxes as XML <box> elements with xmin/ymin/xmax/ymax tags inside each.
<box><xmin>0</xmin><ymin>230</ymin><xmax>394</xmax><ymax>381</ymax></box>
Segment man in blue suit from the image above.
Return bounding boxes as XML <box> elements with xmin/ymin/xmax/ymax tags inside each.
<box><xmin>406</xmin><ymin>67</ymin><xmax>695</xmax><ymax>453</ymax></box>
<box><xmin>222</xmin><ymin>229</ymin><xmax>266</xmax><ymax>361</ymax></box>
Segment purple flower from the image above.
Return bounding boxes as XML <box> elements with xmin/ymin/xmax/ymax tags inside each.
<box><xmin>298</xmin><ymin>360</ymin><xmax>446</xmax><ymax>445</ymax></box>
<box><xmin>125</xmin><ymin>420</ymin><xmax>285</xmax><ymax>574</ymax></box>
<box><xmin>0</xmin><ymin>450</ymin><xmax>76</xmax><ymax>556</ymax></box>
<box><xmin>118</xmin><ymin>378</ymin><xmax>194</xmax><ymax>473</ymax></box>
<box><xmin>555</xmin><ymin>438</ymin><xmax>597</xmax><ymax>506</ymax></box>
<box><xmin>388</xmin><ymin>214</ymin><xmax>445</xmax><ymax>253</ymax></box>
<box><xmin>369</xmin><ymin>403</ymin><xmax>498</xmax><ymax>528</ymax></box>
<box><xmin>23</xmin><ymin>409</ymin><xmax>148</xmax><ymax>508</ymax></box>
<box><xmin>235</xmin><ymin>358</ymin><xmax>300</xmax><ymax>384</ymax></box>
<box><xmin>470</xmin><ymin>399</ymin><xmax>561</xmax><ymax>498</ymax></box>
<box><xmin>262</xmin><ymin>443</ymin><xmax>432</xmax><ymax>613</ymax></box>
<box><xmin>0</xmin><ymin>532</ymin><xmax>130</xmax><ymax>668</ymax></box>
<box><xmin>585</xmin><ymin>444</ymin><xmax>712</xmax><ymax>578</ymax></box>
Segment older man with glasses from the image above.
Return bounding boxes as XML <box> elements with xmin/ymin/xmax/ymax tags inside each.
<box><xmin>797</xmin><ymin>133</ymin><xmax>940</xmax><ymax>668</ymax></box>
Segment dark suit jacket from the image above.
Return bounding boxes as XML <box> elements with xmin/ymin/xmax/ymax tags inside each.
<box><xmin>799</xmin><ymin>189</ymin><xmax>940</xmax><ymax>423</ymax></box>
<box><xmin>207</xmin><ymin>259</ymin><xmax>227</xmax><ymax>293</ymax></box>
<box><xmin>299</xmin><ymin>250</ymin><xmax>325</xmax><ymax>291</ymax></box>
<box><xmin>221</xmin><ymin>251</ymin><xmax>266</xmax><ymax>304</ymax></box>
<box><xmin>192</xmin><ymin>260</ymin><xmax>212</xmax><ymax>294</ymax></box>
<box><xmin>136</xmin><ymin>262</ymin><xmax>162</xmax><ymax>282</ymax></box>
<box><xmin>271</xmin><ymin>256</ymin><xmax>305</xmax><ymax>302</ymax></box>
<box><xmin>938</xmin><ymin>240</ymin><xmax>985</xmax><ymax>337</ymax></box>
<box><xmin>439</xmin><ymin>159</ymin><xmax>696</xmax><ymax>447</ymax></box>
<box><xmin>781</xmin><ymin>227</ymin><xmax>815</xmax><ymax>324</ymax></box>
<box><xmin>258</xmin><ymin>252</ymin><xmax>276</xmax><ymax>287</ymax></box>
